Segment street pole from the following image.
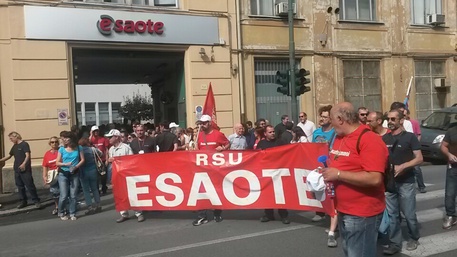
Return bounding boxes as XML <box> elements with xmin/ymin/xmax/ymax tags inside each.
<box><xmin>288</xmin><ymin>0</ymin><xmax>298</xmax><ymax>123</ymax></box>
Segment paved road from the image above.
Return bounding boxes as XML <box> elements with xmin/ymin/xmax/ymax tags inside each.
<box><xmin>0</xmin><ymin>164</ymin><xmax>455</xmax><ymax>257</ymax></box>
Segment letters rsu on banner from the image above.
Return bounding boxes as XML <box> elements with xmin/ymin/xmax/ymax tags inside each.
<box><xmin>112</xmin><ymin>144</ymin><xmax>333</xmax><ymax>214</ymax></box>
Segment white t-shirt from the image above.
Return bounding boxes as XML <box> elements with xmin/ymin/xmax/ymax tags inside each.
<box><xmin>297</xmin><ymin>120</ymin><xmax>316</xmax><ymax>142</ymax></box>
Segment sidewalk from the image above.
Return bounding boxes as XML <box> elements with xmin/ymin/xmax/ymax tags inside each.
<box><xmin>0</xmin><ymin>189</ymin><xmax>54</xmax><ymax>217</ymax></box>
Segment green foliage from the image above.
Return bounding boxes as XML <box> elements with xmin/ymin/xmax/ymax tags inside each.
<box><xmin>119</xmin><ymin>94</ymin><xmax>153</xmax><ymax>122</ymax></box>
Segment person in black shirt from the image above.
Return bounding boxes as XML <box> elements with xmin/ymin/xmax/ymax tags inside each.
<box><xmin>0</xmin><ymin>132</ymin><xmax>41</xmax><ymax>209</ymax></box>
<box><xmin>155</xmin><ymin>121</ymin><xmax>179</xmax><ymax>152</ymax></box>
<box><xmin>274</xmin><ymin>114</ymin><xmax>289</xmax><ymax>139</ymax></box>
<box><xmin>129</xmin><ymin>124</ymin><xmax>156</xmax><ymax>154</ymax></box>
<box><xmin>256</xmin><ymin>125</ymin><xmax>289</xmax><ymax>224</ymax></box>
<box><xmin>382</xmin><ymin>109</ymin><xmax>423</xmax><ymax>255</ymax></box>
<box><xmin>278</xmin><ymin>121</ymin><xmax>293</xmax><ymax>145</ymax></box>
<box><xmin>441</xmin><ymin>125</ymin><xmax>457</xmax><ymax>229</ymax></box>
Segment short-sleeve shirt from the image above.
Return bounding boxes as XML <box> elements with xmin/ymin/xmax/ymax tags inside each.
<box><xmin>58</xmin><ymin>146</ymin><xmax>83</xmax><ymax>172</ymax></box>
<box><xmin>156</xmin><ymin>131</ymin><xmax>179</xmax><ymax>152</ymax></box>
<box><xmin>330</xmin><ymin>126</ymin><xmax>388</xmax><ymax>217</ymax></box>
<box><xmin>382</xmin><ymin>131</ymin><xmax>421</xmax><ymax>183</ymax></box>
<box><xmin>228</xmin><ymin>133</ymin><xmax>247</xmax><ymax>150</ymax></box>
<box><xmin>42</xmin><ymin>150</ymin><xmax>58</xmax><ymax>170</ymax></box>
<box><xmin>130</xmin><ymin>137</ymin><xmax>156</xmax><ymax>154</ymax></box>
<box><xmin>410</xmin><ymin>119</ymin><xmax>421</xmax><ymax>137</ymax></box>
<box><xmin>90</xmin><ymin>136</ymin><xmax>110</xmax><ymax>161</ymax></box>
<box><xmin>109</xmin><ymin>143</ymin><xmax>133</xmax><ymax>158</ymax></box>
<box><xmin>256</xmin><ymin>139</ymin><xmax>278</xmax><ymax>150</ymax></box>
<box><xmin>197</xmin><ymin>130</ymin><xmax>229</xmax><ymax>150</ymax></box>
<box><xmin>443</xmin><ymin>126</ymin><xmax>457</xmax><ymax>158</ymax></box>
<box><xmin>312</xmin><ymin>127</ymin><xmax>335</xmax><ymax>144</ymax></box>
<box><xmin>9</xmin><ymin>141</ymin><xmax>31</xmax><ymax>171</ymax></box>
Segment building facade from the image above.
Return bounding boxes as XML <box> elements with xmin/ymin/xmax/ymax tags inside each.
<box><xmin>1</xmin><ymin>0</ymin><xmax>456</xmax><ymax>191</ymax></box>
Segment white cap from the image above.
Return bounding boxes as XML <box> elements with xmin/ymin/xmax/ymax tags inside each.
<box><xmin>306</xmin><ymin>169</ymin><xmax>326</xmax><ymax>201</ymax></box>
<box><xmin>105</xmin><ymin>129</ymin><xmax>121</xmax><ymax>137</ymax></box>
<box><xmin>90</xmin><ymin>125</ymin><xmax>99</xmax><ymax>132</ymax></box>
<box><xmin>169</xmin><ymin>122</ymin><xmax>179</xmax><ymax>128</ymax></box>
<box><xmin>198</xmin><ymin>114</ymin><xmax>212</xmax><ymax>123</ymax></box>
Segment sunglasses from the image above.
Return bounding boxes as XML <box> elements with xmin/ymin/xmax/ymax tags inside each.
<box><xmin>359</xmin><ymin>113</ymin><xmax>368</xmax><ymax>116</ymax></box>
<box><xmin>387</xmin><ymin>117</ymin><xmax>398</xmax><ymax>122</ymax></box>
<box><xmin>50</xmin><ymin>141</ymin><xmax>59</xmax><ymax>144</ymax></box>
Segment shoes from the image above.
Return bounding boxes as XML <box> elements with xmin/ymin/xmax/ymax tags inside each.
<box><xmin>17</xmin><ymin>202</ymin><xmax>27</xmax><ymax>209</ymax></box>
<box><xmin>52</xmin><ymin>208</ymin><xmax>58</xmax><ymax>215</ymax></box>
<box><xmin>116</xmin><ymin>216</ymin><xmax>129</xmax><ymax>223</ymax></box>
<box><xmin>192</xmin><ymin>217</ymin><xmax>209</xmax><ymax>226</ymax></box>
<box><xmin>383</xmin><ymin>245</ymin><xmax>401</xmax><ymax>255</ymax></box>
<box><xmin>406</xmin><ymin>240</ymin><xmax>419</xmax><ymax>251</ymax></box>
<box><xmin>442</xmin><ymin>216</ymin><xmax>457</xmax><ymax>229</ymax></box>
<box><xmin>312</xmin><ymin>215</ymin><xmax>325</xmax><ymax>222</ymax></box>
<box><xmin>70</xmin><ymin>216</ymin><xmax>77</xmax><ymax>221</ymax></box>
<box><xmin>281</xmin><ymin>218</ymin><xmax>290</xmax><ymax>224</ymax></box>
<box><xmin>327</xmin><ymin>235</ymin><xmax>337</xmax><ymax>248</ymax></box>
<box><xmin>260</xmin><ymin>216</ymin><xmax>275</xmax><ymax>222</ymax></box>
<box><xmin>419</xmin><ymin>188</ymin><xmax>427</xmax><ymax>193</ymax></box>
<box><xmin>60</xmin><ymin>216</ymin><xmax>69</xmax><ymax>221</ymax></box>
<box><xmin>85</xmin><ymin>207</ymin><xmax>96</xmax><ymax>215</ymax></box>
<box><xmin>325</xmin><ymin>228</ymin><xmax>339</xmax><ymax>234</ymax></box>
<box><xmin>34</xmin><ymin>202</ymin><xmax>41</xmax><ymax>209</ymax></box>
<box><xmin>214</xmin><ymin>216</ymin><xmax>223</xmax><ymax>223</ymax></box>
<box><xmin>137</xmin><ymin>215</ymin><xmax>145</xmax><ymax>222</ymax></box>
<box><xmin>95</xmin><ymin>206</ymin><xmax>102</xmax><ymax>213</ymax></box>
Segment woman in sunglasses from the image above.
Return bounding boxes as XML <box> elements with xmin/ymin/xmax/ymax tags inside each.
<box><xmin>42</xmin><ymin>136</ymin><xmax>60</xmax><ymax>215</ymax></box>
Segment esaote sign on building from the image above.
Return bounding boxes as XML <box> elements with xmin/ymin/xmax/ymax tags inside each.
<box><xmin>112</xmin><ymin>144</ymin><xmax>334</xmax><ymax>214</ymax></box>
<box><xmin>96</xmin><ymin>15</ymin><xmax>164</xmax><ymax>35</ymax></box>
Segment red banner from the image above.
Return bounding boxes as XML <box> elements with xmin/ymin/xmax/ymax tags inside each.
<box><xmin>112</xmin><ymin>143</ymin><xmax>334</xmax><ymax>215</ymax></box>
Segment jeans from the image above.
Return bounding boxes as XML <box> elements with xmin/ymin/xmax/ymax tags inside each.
<box><xmin>80</xmin><ymin>168</ymin><xmax>100</xmax><ymax>207</ymax></box>
<box><xmin>338</xmin><ymin>212</ymin><xmax>382</xmax><ymax>257</ymax></box>
<box><xmin>58</xmin><ymin>172</ymin><xmax>80</xmax><ymax>217</ymax></box>
<box><xmin>445</xmin><ymin>166</ymin><xmax>457</xmax><ymax>217</ymax></box>
<box><xmin>386</xmin><ymin>182</ymin><xmax>420</xmax><ymax>249</ymax></box>
<box><xmin>414</xmin><ymin>165</ymin><xmax>426</xmax><ymax>189</ymax></box>
<box><xmin>14</xmin><ymin>170</ymin><xmax>40</xmax><ymax>203</ymax></box>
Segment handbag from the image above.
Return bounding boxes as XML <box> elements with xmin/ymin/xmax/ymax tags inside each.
<box><xmin>92</xmin><ymin>147</ymin><xmax>106</xmax><ymax>175</ymax></box>
<box><xmin>46</xmin><ymin>169</ymin><xmax>58</xmax><ymax>185</ymax></box>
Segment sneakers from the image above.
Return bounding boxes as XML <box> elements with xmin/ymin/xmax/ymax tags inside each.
<box><xmin>419</xmin><ymin>188</ymin><xmax>427</xmax><ymax>193</ymax></box>
<box><xmin>311</xmin><ymin>214</ymin><xmax>325</xmax><ymax>222</ymax></box>
<box><xmin>281</xmin><ymin>218</ymin><xmax>290</xmax><ymax>224</ymax></box>
<box><xmin>192</xmin><ymin>217</ymin><xmax>209</xmax><ymax>226</ymax></box>
<box><xmin>260</xmin><ymin>216</ymin><xmax>275</xmax><ymax>222</ymax></box>
<box><xmin>442</xmin><ymin>216</ymin><xmax>457</xmax><ymax>229</ymax></box>
<box><xmin>406</xmin><ymin>240</ymin><xmax>419</xmax><ymax>251</ymax></box>
<box><xmin>60</xmin><ymin>215</ymin><xmax>69</xmax><ymax>221</ymax></box>
<box><xmin>383</xmin><ymin>245</ymin><xmax>401</xmax><ymax>255</ymax></box>
<box><xmin>70</xmin><ymin>216</ymin><xmax>77</xmax><ymax>221</ymax></box>
<box><xmin>116</xmin><ymin>216</ymin><xmax>129</xmax><ymax>223</ymax></box>
<box><xmin>214</xmin><ymin>216</ymin><xmax>223</xmax><ymax>223</ymax></box>
<box><xmin>52</xmin><ymin>208</ymin><xmax>58</xmax><ymax>215</ymax></box>
<box><xmin>17</xmin><ymin>202</ymin><xmax>27</xmax><ymax>209</ymax></box>
<box><xmin>327</xmin><ymin>235</ymin><xmax>337</xmax><ymax>248</ymax></box>
<box><xmin>137</xmin><ymin>215</ymin><xmax>145</xmax><ymax>222</ymax></box>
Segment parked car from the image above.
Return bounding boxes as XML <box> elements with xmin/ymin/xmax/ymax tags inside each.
<box><xmin>420</xmin><ymin>106</ymin><xmax>457</xmax><ymax>163</ymax></box>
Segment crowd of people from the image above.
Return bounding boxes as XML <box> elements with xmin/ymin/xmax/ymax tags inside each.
<box><xmin>1</xmin><ymin>101</ymin><xmax>457</xmax><ymax>257</ymax></box>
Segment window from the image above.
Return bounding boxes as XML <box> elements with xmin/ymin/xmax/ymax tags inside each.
<box><xmin>85</xmin><ymin>102</ymin><xmax>96</xmax><ymax>126</ymax></box>
<box><xmin>414</xmin><ymin>60</ymin><xmax>446</xmax><ymax>120</ymax></box>
<box><xmin>339</xmin><ymin>0</ymin><xmax>376</xmax><ymax>21</ymax></box>
<box><xmin>76</xmin><ymin>103</ymin><xmax>83</xmax><ymax>127</ymax></box>
<box><xmin>250</xmin><ymin>0</ymin><xmax>295</xmax><ymax>16</ymax></box>
<box><xmin>411</xmin><ymin>0</ymin><xmax>442</xmax><ymax>25</ymax></box>
<box><xmin>112</xmin><ymin>102</ymin><xmax>123</xmax><ymax>124</ymax></box>
<box><xmin>343</xmin><ymin>60</ymin><xmax>381</xmax><ymax>112</ymax></box>
<box><xmin>99</xmin><ymin>102</ymin><xmax>110</xmax><ymax>125</ymax></box>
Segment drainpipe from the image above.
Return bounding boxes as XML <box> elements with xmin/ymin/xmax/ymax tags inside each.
<box><xmin>235</xmin><ymin>0</ymin><xmax>245</xmax><ymax>121</ymax></box>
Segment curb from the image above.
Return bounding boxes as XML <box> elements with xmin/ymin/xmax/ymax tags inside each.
<box><xmin>0</xmin><ymin>199</ymin><xmax>54</xmax><ymax>217</ymax></box>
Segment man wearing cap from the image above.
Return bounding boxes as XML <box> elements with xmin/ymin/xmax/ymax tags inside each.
<box><xmin>155</xmin><ymin>121</ymin><xmax>179</xmax><ymax>152</ymax></box>
<box><xmin>193</xmin><ymin>114</ymin><xmax>230</xmax><ymax>226</ymax></box>
<box><xmin>130</xmin><ymin>124</ymin><xmax>156</xmax><ymax>154</ymax></box>
<box><xmin>105</xmin><ymin>129</ymin><xmax>145</xmax><ymax>223</ymax></box>
<box><xmin>321</xmin><ymin>102</ymin><xmax>388</xmax><ymax>257</ymax></box>
<box><xmin>89</xmin><ymin>125</ymin><xmax>110</xmax><ymax>195</ymax></box>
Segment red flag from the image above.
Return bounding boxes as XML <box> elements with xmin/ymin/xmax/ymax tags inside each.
<box><xmin>203</xmin><ymin>83</ymin><xmax>220</xmax><ymax>130</ymax></box>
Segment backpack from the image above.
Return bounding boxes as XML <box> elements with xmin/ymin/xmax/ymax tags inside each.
<box><xmin>356</xmin><ymin>129</ymin><xmax>396</xmax><ymax>193</ymax></box>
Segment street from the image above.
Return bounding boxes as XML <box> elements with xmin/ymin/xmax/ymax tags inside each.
<box><xmin>0</xmin><ymin>164</ymin><xmax>455</xmax><ymax>257</ymax></box>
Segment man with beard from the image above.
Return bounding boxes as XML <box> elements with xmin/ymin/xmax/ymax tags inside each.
<box><xmin>358</xmin><ymin>107</ymin><xmax>369</xmax><ymax>126</ymax></box>
<box><xmin>367</xmin><ymin>111</ymin><xmax>389</xmax><ymax>136</ymax></box>
<box><xmin>193</xmin><ymin>115</ymin><xmax>230</xmax><ymax>226</ymax></box>
<box><xmin>382</xmin><ymin>109</ymin><xmax>423</xmax><ymax>255</ymax></box>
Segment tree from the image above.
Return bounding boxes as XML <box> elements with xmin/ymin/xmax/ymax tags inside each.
<box><xmin>119</xmin><ymin>93</ymin><xmax>154</xmax><ymax>123</ymax></box>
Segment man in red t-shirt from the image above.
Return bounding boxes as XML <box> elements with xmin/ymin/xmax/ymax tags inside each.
<box><xmin>193</xmin><ymin>114</ymin><xmax>229</xmax><ymax>226</ymax></box>
<box><xmin>322</xmin><ymin>102</ymin><xmax>388</xmax><ymax>257</ymax></box>
<box><xmin>89</xmin><ymin>125</ymin><xmax>110</xmax><ymax>194</ymax></box>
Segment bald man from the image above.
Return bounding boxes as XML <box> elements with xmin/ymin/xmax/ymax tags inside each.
<box><xmin>228</xmin><ymin>123</ymin><xmax>247</xmax><ymax>150</ymax></box>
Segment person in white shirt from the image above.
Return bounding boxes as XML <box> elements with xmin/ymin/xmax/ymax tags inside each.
<box><xmin>297</xmin><ymin>112</ymin><xmax>316</xmax><ymax>142</ymax></box>
<box><xmin>228</xmin><ymin>123</ymin><xmax>248</xmax><ymax>150</ymax></box>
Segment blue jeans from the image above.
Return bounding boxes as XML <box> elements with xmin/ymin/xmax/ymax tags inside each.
<box><xmin>80</xmin><ymin>168</ymin><xmax>100</xmax><ymax>207</ymax></box>
<box><xmin>58</xmin><ymin>172</ymin><xmax>80</xmax><ymax>217</ymax></box>
<box><xmin>414</xmin><ymin>165</ymin><xmax>426</xmax><ymax>189</ymax></box>
<box><xmin>338</xmin><ymin>212</ymin><xmax>382</xmax><ymax>257</ymax></box>
<box><xmin>386</xmin><ymin>182</ymin><xmax>420</xmax><ymax>249</ymax></box>
<box><xmin>445</xmin><ymin>166</ymin><xmax>457</xmax><ymax>216</ymax></box>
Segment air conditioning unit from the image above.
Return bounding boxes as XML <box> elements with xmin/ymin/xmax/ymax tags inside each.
<box><xmin>427</xmin><ymin>14</ymin><xmax>445</xmax><ymax>26</ymax></box>
<box><xmin>434</xmin><ymin>78</ymin><xmax>446</xmax><ymax>87</ymax></box>
<box><xmin>275</xmin><ymin>2</ymin><xmax>296</xmax><ymax>17</ymax></box>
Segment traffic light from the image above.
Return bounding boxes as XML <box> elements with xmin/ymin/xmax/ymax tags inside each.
<box><xmin>295</xmin><ymin>68</ymin><xmax>311</xmax><ymax>95</ymax></box>
<box><xmin>276</xmin><ymin>70</ymin><xmax>290</xmax><ymax>95</ymax></box>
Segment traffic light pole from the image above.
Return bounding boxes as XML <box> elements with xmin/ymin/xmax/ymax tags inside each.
<box><xmin>288</xmin><ymin>0</ymin><xmax>298</xmax><ymax>123</ymax></box>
